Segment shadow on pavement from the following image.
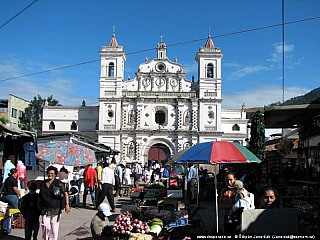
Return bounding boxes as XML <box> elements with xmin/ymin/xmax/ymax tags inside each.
<box><xmin>1</xmin><ymin>235</ymin><xmax>24</xmax><ymax>239</ymax></box>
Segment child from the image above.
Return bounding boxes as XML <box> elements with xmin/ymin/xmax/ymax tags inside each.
<box><xmin>228</xmin><ymin>180</ymin><xmax>254</xmax><ymax>222</ymax></box>
<box><xmin>68</xmin><ymin>180</ymin><xmax>79</xmax><ymax>207</ymax></box>
<box><xmin>20</xmin><ymin>182</ymin><xmax>41</xmax><ymax>240</ymax></box>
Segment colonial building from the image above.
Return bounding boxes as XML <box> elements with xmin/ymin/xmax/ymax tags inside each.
<box><xmin>42</xmin><ymin>32</ymin><xmax>248</xmax><ymax>165</ymax></box>
<box><xmin>96</xmin><ymin>32</ymin><xmax>247</xmax><ymax>164</ymax></box>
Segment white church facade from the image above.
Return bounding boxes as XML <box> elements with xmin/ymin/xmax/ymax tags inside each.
<box><xmin>42</xmin><ymin>32</ymin><xmax>248</xmax><ymax>164</ymax></box>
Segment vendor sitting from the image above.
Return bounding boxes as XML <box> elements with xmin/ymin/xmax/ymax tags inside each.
<box><xmin>91</xmin><ymin>203</ymin><xmax>113</xmax><ymax>240</ymax></box>
<box><xmin>68</xmin><ymin>180</ymin><xmax>79</xmax><ymax>207</ymax></box>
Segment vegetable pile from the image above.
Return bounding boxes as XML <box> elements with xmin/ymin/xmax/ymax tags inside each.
<box><xmin>113</xmin><ymin>211</ymin><xmax>151</xmax><ymax>235</ymax></box>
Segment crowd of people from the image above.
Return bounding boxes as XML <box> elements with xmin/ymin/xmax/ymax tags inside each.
<box><xmin>0</xmin><ymin>154</ymin><xmax>287</xmax><ymax>238</ymax></box>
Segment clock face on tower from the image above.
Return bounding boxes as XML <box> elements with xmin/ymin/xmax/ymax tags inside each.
<box><xmin>155</xmin><ymin>78</ymin><xmax>165</xmax><ymax>87</ymax></box>
<box><xmin>170</xmin><ymin>78</ymin><xmax>178</xmax><ymax>87</ymax></box>
<box><xmin>142</xmin><ymin>78</ymin><xmax>150</xmax><ymax>87</ymax></box>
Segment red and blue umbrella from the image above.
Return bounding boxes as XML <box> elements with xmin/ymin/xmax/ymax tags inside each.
<box><xmin>36</xmin><ymin>141</ymin><xmax>96</xmax><ymax>166</ymax></box>
<box><xmin>168</xmin><ymin>141</ymin><xmax>261</xmax><ymax>165</ymax></box>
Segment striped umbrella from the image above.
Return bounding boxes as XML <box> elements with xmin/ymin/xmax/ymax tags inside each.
<box><xmin>168</xmin><ymin>141</ymin><xmax>261</xmax><ymax>165</ymax></box>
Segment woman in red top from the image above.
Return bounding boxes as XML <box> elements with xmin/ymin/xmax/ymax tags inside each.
<box><xmin>219</xmin><ymin>172</ymin><xmax>236</xmax><ymax>233</ymax></box>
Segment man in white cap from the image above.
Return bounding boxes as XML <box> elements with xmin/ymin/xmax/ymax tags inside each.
<box><xmin>91</xmin><ymin>203</ymin><xmax>113</xmax><ymax>240</ymax></box>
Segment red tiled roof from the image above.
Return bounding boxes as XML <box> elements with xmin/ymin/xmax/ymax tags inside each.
<box><xmin>109</xmin><ymin>33</ymin><xmax>118</xmax><ymax>47</ymax></box>
<box><xmin>205</xmin><ymin>35</ymin><xmax>214</xmax><ymax>48</ymax></box>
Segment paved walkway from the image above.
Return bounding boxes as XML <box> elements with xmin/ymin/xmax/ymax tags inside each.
<box><xmin>4</xmin><ymin>194</ymin><xmax>219</xmax><ymax>239</ymax></box>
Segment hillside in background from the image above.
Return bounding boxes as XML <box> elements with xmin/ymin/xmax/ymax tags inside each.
<box><xmin>268</xmin><ymin>87</ymin><xmax>320</xmax><ymax>107</ymax></box>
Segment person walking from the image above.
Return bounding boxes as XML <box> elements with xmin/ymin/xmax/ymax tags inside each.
<box><xmin>96</xmin><ymin>163</ymin><xmax>115</xmax><ymax>212</ymax></box>
<box><xmin>122</xmin><ymin>166</ymin><xmax>132</xmax><ymax>186</ymax></box>
<box><xmin>144</xmin><ymin>165</ymin><xmax>153</xmax><ymax>184</ymax></box>
<box><xmin>39</xmin><ymin>166</ymin><xmax>70</xmax><ymax>240</ymax></box>
<box><xmin>114</xmin><ymin>164</ymin><xmax>123</xmax><ymax>197</ymax></box>
<box><xmin>133</xmin><ymin>161</ymin><xmax>142</xmax><ymax>189</ymax></box>
<box><xmin>77</xmin><ymin>166</ymin><xmax>85</xmax><ymax>193</ymax></box>
<box><xmin>83</xmin><ymin>164</ymin><xmax>98</xmax><ymax>208</ymax></box>
<box><xmin>20</xmin><ymin>182</ymin><xmax>41</xmax><ymax>240</ymax></box>
<box><xmin>187</xmin><ymin>164</ymin><xmax>197</xmax><ymax>204</ymax></box>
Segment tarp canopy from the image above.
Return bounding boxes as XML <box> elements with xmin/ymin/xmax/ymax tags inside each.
<box><xmin>0</xmin><ymin>122</ymin><xmax>35</xmax><ymax>137</ymax></box>
<box><xmin>264</xmin><ymin>102</ymin><xmax>320</xmax><ymax>128</ymax></box>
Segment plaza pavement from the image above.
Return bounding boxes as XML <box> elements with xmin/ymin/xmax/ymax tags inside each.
<box><xmin>4</xmin><ymin>193</ymin><xmax>218</xmax><ymax>239</ymax></box>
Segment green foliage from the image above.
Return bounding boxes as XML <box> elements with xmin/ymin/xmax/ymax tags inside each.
<box><xmin>249</xmin><ymin>110</ymin><xmax>266</xmax><ymax>160</ymax></box>
<box><xmin>19</xmin><ymin>95</ymin><xmax>60</xmax><ymax>135</ymax></box>
<box><xmin>0</xmin><ymin>116</ymin><xmax>9</xmax><ymax>124</ymax></box>
<box><xmin>267</xmin><ymin>87</ymin><xmax>320</xmax><ymax>107</ymax></box>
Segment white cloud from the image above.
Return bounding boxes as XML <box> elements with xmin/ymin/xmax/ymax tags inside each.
<box><xmin>0</xmin><ymin>57</ymin><xmax>95</xmax><ymax>106</ymax></box>
<box><xmin>223</xmin><ymin>62</ymin><xmax>241</xmax><ymax>68</ymax></box>
<box><xmin>266</xmin><ymin>42</ymin><xmax>295</xmax><ymax>62</ymax></box>
<box><xmin>222</xmin><ymin>84</ymin><xmax>310</xmax><ymax>109</ymax></box>
<box><xmin>0</xmin><ymin>59</ymin><xmax>24</xmax><ymax>78</ymax></box>
<box><xmin>229</xmin><ymin>65</ymin><xmax>270</xmax><ymax>80</ymax></box>
<box><xmin>183</xmin><ymin>62</ymin><xmax>197</xmax><ymax>74</ymax></box>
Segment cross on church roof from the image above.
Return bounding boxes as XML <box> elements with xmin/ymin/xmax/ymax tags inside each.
<box><xmin>160</xmin><ymin>35</ymin><xmax>164</xmax><ymax>42</ymax></box>
<box><xmin>112</xmin><ymin>25</ymin><xmax>116</xmax><ymax>34</ymax></box>
<box><xmin>208</xmin><ymin>27</ymin><xmax>211</xmax><ymax>35</ymax></box>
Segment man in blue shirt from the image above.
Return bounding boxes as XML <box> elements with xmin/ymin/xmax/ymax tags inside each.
<box><xmin>114</xmin><ymin>164</ymin><xmax>123</xmax><ymax>197</ymax></box>
<box><xmin>187</xmin><ymin>164</ymin><xmax>197</xmax><ymax>204</ymax></box>
<box><xmin>133</xmin><ymin>161</ymin><xmax>142</xmax><ymax>189</ymax></box>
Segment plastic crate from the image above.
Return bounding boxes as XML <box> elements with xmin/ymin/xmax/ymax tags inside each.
<box><xmin>166</xmin><ymin>218</ymin><xmax>188</xmax><ymax>228</ymax></box>
<box><xmin>166</xmin><ymin>190</ymin><xmax>182</xmax><ymax>198</ymax></box>
<box><xmin>12</xmin><ymin>214</ymin><xmax>25</xmax><ymax>229</ymax></box>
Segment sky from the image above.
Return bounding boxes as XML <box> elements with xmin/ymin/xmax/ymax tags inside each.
<box><xmin>0</xmin><ymin>0</ymin><xmax>320</xmax><ymax>109</ymax></box>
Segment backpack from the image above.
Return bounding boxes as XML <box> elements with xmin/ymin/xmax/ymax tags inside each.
<box><xmin>163</xmin><ymin>168</ymin><xmax>170</xmax><ymax>178</ymax></box>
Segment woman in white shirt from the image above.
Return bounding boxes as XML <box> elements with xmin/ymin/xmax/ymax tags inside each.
<box><xmin>144</xmin><ymin>165</ymin><xmax>153</xmax><ymax>184</ymax></box>
<box><xmin>123</xmin><ymin>166</ymin><xmax>132</xmax><ymax>186</ymax></box>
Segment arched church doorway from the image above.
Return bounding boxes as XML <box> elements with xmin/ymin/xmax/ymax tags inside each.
<box><xmin>148</xmin><ymin>144</ymin><xmax>170</xmax><ymax>164</ymax></box>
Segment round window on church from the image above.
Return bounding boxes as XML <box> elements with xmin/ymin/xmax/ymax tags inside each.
<box><xmin>208</xmin><ymin>111</ymin><xmax>214</xmax><ymax>119</ymax></box>
<box><xmin>108</xmin><ymin>111</ymin><xmax>114</xmax><ymax>118</ymax></box>
<box><xmin>156</xmin><ymin>62</ymin><xmax>165</xmax><ymax>72</ymax></box>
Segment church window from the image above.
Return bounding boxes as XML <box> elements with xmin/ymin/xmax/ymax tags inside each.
<box><xmin>108</xmin><ymin>110</ymin><xmax>114</xmax><ymax>118</ymax></box>
<box><xmin>71</xmin><ymin>121</ymin><xmax>77</xmax><ymax>130</ymax></box>
<box><xmin>206</xmin><ymin>63</ymin><xmax>214</xmax><ymax>78</ymax></box>
<box><xmin>208</xmin><ymin>111</ymin><xmax>215</xmax><ymax>119</ymax></box>
<box><xmin>108</xmin><ymin>62</ymin><xmax>115</xmax><ymax>77</ymax></box>
<box><xmin>49</xmin><ymin>121</ymin><xmax>55</xmax><ymax>130</ymax></box>
<box><xmin>155</xmin><ymin>111</ymin><xmax>165</xmax><ymax>125</ymax></box>
<box><xmin>232</xmin><ymin>124</ymin><xmax>240</xmax><ymax>131</ymax></box>
<box><xmin>128</xmin><ymin>110</ymin><xmax>136</xmax><ymax>123</ymax></box>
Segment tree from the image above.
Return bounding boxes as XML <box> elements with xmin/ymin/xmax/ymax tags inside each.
<box><xmin>249</xmin><ymin>110</ymin><xmax>266</xmax><ymax>160</ymax></box>
<box><xmin>0</xmin><ymin>116</ymin><xmax>9</xmax><ymax>124</ymax></box>
<box><xmin>19</xmin><ymin>95</ymin><xmax>60</xmax><ymax>135</ymax></box>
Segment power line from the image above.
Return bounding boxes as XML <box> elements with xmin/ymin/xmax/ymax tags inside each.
<box><xmin>1</xmin><ymin>15</ymin><xmax>320</xmax><ymax>83</ymax></box>
<box><xmin>0</xmin><ymin>0</ymin><xmax>38</xmax><ymax>30</ymax></box>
